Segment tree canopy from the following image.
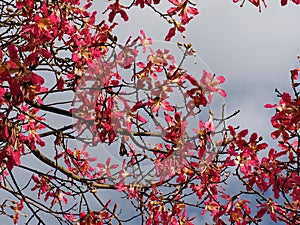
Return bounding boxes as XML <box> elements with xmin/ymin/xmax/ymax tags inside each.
<box><xmin>0</xmin><ymin>0</ymin><xmax>299</xmax><ymax>224</ymax></box>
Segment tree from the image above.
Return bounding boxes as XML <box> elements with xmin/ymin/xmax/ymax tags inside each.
<box><xmin>0</xmin><ymin>0</ymin><xmax>299</xmax><ymax>224</ymax></box>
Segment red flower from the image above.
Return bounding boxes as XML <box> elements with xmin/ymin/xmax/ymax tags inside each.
<box><xmin>135</xmin><ymin>0</ymin><xmax>160</xmax><ymax>8</ymax></box>
<box><xmin>290</xmin><ymin>68</ymin><xmax>299</xmax><ymax>80</ymax></box>
<box><xmin>139</xmin><ymin>30</ymin><xmax>153</xmax><ymax>53</ymax></box>
<box><xmin>186</xmin><ymin>87</ymin><xmax>208</xmax><ymax>108</ymax></box>
<box><xmin>12</xmin><ymin>198</ymin><xmax>24</xmax><ymax>225</ymax></box>
<box><xmin>265</xmin><ymin>92</ymin><xmax>298</xmax><ymax>142</ymax></box>
<box><xmin>104</xmin><ymin>0</ymin><xmax>129</xmax><ymax>23</ymax></box>
<box><xmin>51</xmin><ymin>189</ymin><xmax>71</xmax><ymax>206</ymax></box>
<box><xmin>0</xmin><ymin>145</ymin><xmax>20</xmax><ymax>170</ymax></box>
<box><xmin>200</xmin><ymin>70</ymin><xmax>227</xmax><ymax>103</ymax></box>
<box><xmin>16</xmin><ymin>0</ymin><xmax>34</xmax><ymax>15</ymax></box>
<box><xmin>97</xmin><ymin>157</ymin><xmax>118</xmax><ymax>177</ymax></box>
<box><xmin>4</xmin><ymin>45</ymin><xmax>45</xmax><ymax>104</ymax></box>
<box><xmin>148</xmin><ymin>97</ymin><xmax>174</xmax><ymax>115</ymax></box>
<box><xmin>165</xmin><ymin>22</ymin><xmax>186</xmax><ymax>41</ymax></box>
<box><xmin>256</xmin><ymin>199</ymin><xmax>283</xmax><ymax>222</ymax></box>
<box><xmin>167</xmin><ymin>0</ymin><xmax>199</xmax><ymax>25</ymax></box>
<box><xmin>281</xmin><ymin>0</ymin><xmax>300</xmax><ymax>5</ymax></box>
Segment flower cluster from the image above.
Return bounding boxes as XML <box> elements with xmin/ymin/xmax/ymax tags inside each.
<box><xmin>0</xmin><ymin>1</ymin><xmax>299</xmax><ymax>225</ymax></box>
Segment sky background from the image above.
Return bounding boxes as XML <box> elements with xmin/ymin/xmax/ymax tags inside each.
<box><xmin>112</xmin><ymin>0</ymin><xmax>300</xmax><ymax>143</ymax></box>
<box><xmin>2</xmin><ymin>1</ymin><xmax>300</xmax><ymax>224</ymax></box>
<box><xmin>191</xmin><ymin>0</ymin><xmax>300</xmax><ymax>139</ymax></box>
<box><xmin>110</xmin><ymin>1</ymin><xmax>300</xmax><ymax>224</ymax></box>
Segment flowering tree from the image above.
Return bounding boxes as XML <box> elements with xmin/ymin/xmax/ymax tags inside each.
<box><xmin>0</xmin><ymin>0</ymin><xmax>299</xmax><ymax>224</ymax></box>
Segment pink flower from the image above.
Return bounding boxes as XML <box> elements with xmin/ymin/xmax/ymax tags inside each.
<box><xmin>165</xmin><ymin>22</ymin><xmax>186</xmax><ymax>41</ymax></box>
<box><xmin>148</xmin><ymin>97</ymin><xmax>174</xmax><ymax>115</ymax></box>
<box><xmin>167</xmin><ymin>0</ymin><xmax>199</xmax><ymax>25</ymax></box>
<box><xmin>200</xmin><ymin>70</ymin><xmax>227</xmax><ymax>103</ymax></box>
<box><xmin>103</xmin><ymin>0</ymin><xmax>129</xmax><ymax>23</ymax></box>
<box><xmin>139</xmin><ymin>30</ymin><xmax>152</xmax><ymax>52</ymax></box>
<box><xmin>256</xmin><ymin>199</ymin><xmax>283</xmax><ymax>222</ymax></box>
<box><xmin>97</xmin><ymin>157</ymin><xmax>118</xmax><ymax>177</ymax></box>
<box><xmin>135</xmin><ymin>0</ymin><xmax>160</xmax><ymax>8</ymax></box>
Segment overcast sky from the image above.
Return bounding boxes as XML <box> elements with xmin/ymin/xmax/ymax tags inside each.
<box><xmin>111</xmin><ymin>1</ymin><xmax>300</xmax><ymax>224</ymax></box>
<box><xmin>190</xmin><ymin>0</ymin><xmax>300</xmax><ymax>138</ymax></box>
<box><xmin>113</xmin><ymin>0</ymin><xmax>300</xmax><ymax>142</ymax></box>
<box><xmin>3</xmin><ymin>1</ymin><xmax>300</xmax><ymax>224</ymax></box>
